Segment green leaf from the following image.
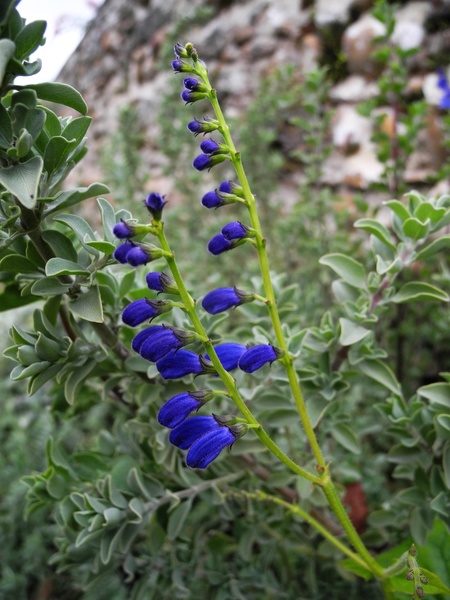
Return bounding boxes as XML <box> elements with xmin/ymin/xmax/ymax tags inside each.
<box><xmin>42</xmin><ymin>182</ymin><xmax>110</xmax><ymax>214</ymax></box>
<box><xmin>64</xmin><ymin>361</ymin><xmax>96</xmax><ymax>404</ymax></box>
<box><xmin>359</xmin><ymin>359</ymin><xmax>402</xmax><ymax>396</ymax></box>
<box><xmin>319</xmin><ymin>253</ymin><xmax>366</xmax><ymax>289</ymax></box>
<box><xmin>402</xmin><ymin>217</ymin><xmax>430</xmax><ymax>240</ymax></box>
<box><xmin>85</xmin><ymin>241</ymin><xmax>116</xmax><ymax>254</ymax></box>
<box><xmin>45</xmin><ymin>258</ymin><xmax>89</xmax><ymax>277</ymax></box>
<box><xmin>414</xmin><ymin>202</ymin><xmax>446</xmax><ymax>225</ymax></box>
<box><xmin>35</xmin><ymin>333</ymin><xmax>61</xmax><ymax>362</ymax></box>
<box><xmin>167</xmin><ymin>498</ymin><xmax>193</xmax><ymax>541</ymax></box>
<box><xmin>0</xmin><ymin>39</ymin><xmax>16</xmax><ymax>82</ymax></box>
<box><xmin>339</xmin><ymin>318</ymin><xmax>371</xmax><ymax>346</ymax></box>
<box><xmin>14</xmin><ymin>20</ymin><xmax>46</xmax><ymax>60</ymax></box>
<box><xmin>31</xmin><ymin>277</ymin><xmax>71</xmax><ymax>296</ymax></box>
<box><xmin>0</xmin><ymin>102</ymin><xmax>13</xmax><ymax>148</ymax></box>
<box><xmin>384</xmin><ymin>199</ymin><xmax>411</xmax><ymax>221</ymax></box>
<box><xmin>70</xmin><ymin>285</ymin><xmax>104</xmax><ymax>323</ymax></box>
<box><xmin>28</xmin><ymin>362</ymin><xmax>62</xmax><ymax>394</ymax></box>
<box><xmin>415</xmin><ymin>235</ymin><xmax>450</xmax><ymax>260</ymax></box>
<box><xmin>391</xmin><ymin>282</ymin><xmax>449</xmax><ymax>304</ymax></box>
<box><xmin>354</xmin><ymin>218</ymin><xmax>395</xmax><ymax>249</ymax></box>
<box><xmin>61</xmin><ymin>116</ymin><xmax>91</xmax><ymax>144</ymax></box>
<box><xmin>0</xmin><ymin>155</ymin><xmax>43</xmax><ymax>208</ymax></box>
<box><xmin>437</xmin><ymin>415</ymin><xmax>450</xmax><ymax>433</ymax></box>
<box><xmin>97</xmin><ymin>197</ymin><xmax>117</xmax><ymax>243</ymax></box>
<box><xmin>443</xmin><ymin>444</ymin><xmax>450</xmax><ymax>489</ymax></box>
<box><xmin>25</xmin><ymin>82</ymin><xmax>88</xmax><ymax>115</ymax></box>
<box><xmin>418</xmin><ymin>382</ymin><xmax>450</xmax><ymax>409</ymax></box>
<box><xmin>0</xmin><ymin>253</ymin><xmax>38</xmax><ymax>273</ymax></box>
<box><xmin>43</xmin><ymin>135</ymin><xmax>77</xmax><ymax>176</ymax></box>
<box><xmin>53</xmin><ymin>213</ymin><xmax>96</xmax><ymax>242</ymax></box>
<box><xmin>331</xmin><ymin>423</ymin><xmax>361</xmax><ymax>454</ymax></box>
<box><xmin>41</xmin><ymin>230</ymin><xmax>78</xmax><ymax>262</ymax></box>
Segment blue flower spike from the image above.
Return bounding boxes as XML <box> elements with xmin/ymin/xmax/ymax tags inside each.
<box><xmin>138</xmin><ymin>326</ymin><xmax>198</xmax><ymax>362</ymax></box>
<box><xmin>122</xmin><ymin>298</ymin><xmax>173</xmax><ymax>327</ymax></box>
<box><xmin>239</xmin><ymin>344</ymin><xmax>285</xmax><ymax>373</ymax></box>
<box><xmin>202</xmin><ymin>287</ymin><xmax>255</xmax><ymax>315</ymax></box>
<box><xmin>186</xmin><ymin>421</ymin><xmax>248</xmax><ymax>469</ymax></box>
<box><xmin>158</xmin><ymin>390</ymin><xmax>215</xmax><ymax>428</ymax></box>
<box><xmin>146</xmin><ymin>271</ymin><xmax>179</xmax><ymax>294</ymax></box>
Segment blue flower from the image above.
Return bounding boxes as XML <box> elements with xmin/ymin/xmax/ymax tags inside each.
<box><xmin>113</xmin><ymin>241</ymin><xmax>134</xmax><ymax>263</ymax></box>
<box><xmin>138</xmin><ymin>326</ymin><xmax>197</xmax><ymax>362</ymax></box>
<box><xmin>158</xmin><ymin>390</ymin><xmax>213</xmax><ymax>428</ymax></box>
<box><xmin>202</xmin><ymin>287</ymin><xmax>255</xmax><ymax>315</ymax></box>
<box><xmin>205</xmin><ymin>343</ymin><xmax>247</xmax><ymax>371</ymax></box>
<box><xmin>202</xmin><ymin>190</ymin><xmax>223</xmax><ymax>208</ymax></box>
<box><xmin>169</xmin><ymin>415</ymin><xmax>221</xmax><ymax>449</ymax></box>
<box><xmin>221</xmin><ymin>222</ymin><xmax>250</xmax><ymax>240</ymax></box>
<box><xmin>131</xmin><ymin>325</ymin><xmax>164</xmax><ymax>353</ymax></box>
<box><xmin>144</xmin><ymin>193</ymin><xmax>167</xmax><ymax>220</ymax></box>
<box><xmin>113</xmin><ymin>221</ymin><xmax>135</xmax><ymax>239</ymax></box>
<box><xmin>207</xmin><ymin>234</ymin><xmax>237</xmax><ymax>255</ymax></box>
<box><xmin>171</xmin><ymin>59</ymin><xmax>195</xmax><ymax>73</ymax></box>
<box><xmin>437</xmin><ymin>68</ymin><xmax>450</xmax><ymax>109</ymax></box>
<box><xmin>156</xmin><ymin>349</ymin><xmax>206</xmax><ymax>379</ymax></box>
<box><xmin>185</xmin><ymin>427</ymin><xmax>236</xmax><ymax>468</ymax></box>
<box><xmin>239</xmin><ymin>344</ymin><xmax>285</xmax><ymax>373</ymax></box>
<box><xmin>126</xmin><ymin>246</ymin><xmax>150</xmax><ymax>266</ymax></box>
<box><xmin>193</xmin><ymin>153</ymin><xmax>227</xmax><ymax>171</ymax></box>
<box><xmin>200</xmin><ymin>139</ymin><xmax>228</xmax><ymax>155</ymax></box>
<box><xmin>187</xmin><ymin>117</ymin><xmax>219</xmax><ymax>136</ymax></box>
<box><xmin>174</xmin><ymin>43</ymin><xmax>190</xmax><ymax>59</ymax></box>
<box><xmin>146</xmin><ymin>271</ymin><xmax>179</xmax><ymax>294</ymax></box>
<box><xmin>181</xmin><ymin>89</ymin><xmax>207</xmax><ymax>104</ymax></box>
<box><xmin>122</xmin><ymin>299</ymin><xmax>172</xmax><ymax>327</ymax></box>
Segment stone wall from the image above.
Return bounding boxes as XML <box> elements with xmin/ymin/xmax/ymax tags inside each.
<box><xmin>58</xmin><ymin>0</ymin><xmax>450</xmax><ymax>202</ymax></box>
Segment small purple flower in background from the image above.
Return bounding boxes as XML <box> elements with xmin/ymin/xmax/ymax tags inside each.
<box><xmin>144</xmin><ymin>192</ymin><xmax>167</xmax><ymax>220</ymax></box>
<box><xmin>207</xmin><ymin>234</ymin><xmax>241</xmax><ymax>255</ymax></box>
<box><xmin>239</xmin><ymin>344</ymin><xmax>285</xmax><ymax>373</ymax></box>
<box><xmin>221</xmin><ymin>222</ymin><xmax>251</xmax><ymax>241</ymax></box>
<box><xmin>146</xmin><ymin>271</ymin><xmax>179</xmax><ymax>294</ymax></box>
<box><xmin>437</xmin><ymin>68</ymin><xmax>450</xmax><ymax>109</ymax></box>
<box><xmin>113</xmin><ymin>241</ymin><xmax>134</xmax><ymax>263</ymax></box>
<box><xmin>202</xmin><ymin>287</ymin><xmax>255</xmax><ymax>315</ymax></box>
<box><xmin>204</xmin><ymin>343</ymin><xmax>247</xmax><ymax>371</ymax></box>
<box><xmin>156</xmin><ymin>349</ymin><xmax>207</xmax><ymax>380</ymax></box>
<box><xmin>193</xmin><ymin>153</ymin><xmax>227</xmax><ymax>172</ymax></box>
<box><xmin>158</xmin><ymin>390</ymin><xmax>214</xmax><ymax>428</ymax></box>
<box><xmin>122</xmin><ymin>298</ymin><xmax>173</xmax><ymax>327</ymax></box>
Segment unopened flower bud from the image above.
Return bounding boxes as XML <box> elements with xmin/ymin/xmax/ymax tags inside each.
<box><xmin>193</xmin><ymin>153</ymin><xmax>227</xmax><ymax>172</ymax></box>
<box><xmin>200</xmin><ymin>139</ymin><xmax>229</xmax><ymax>155</ymax></box>
<box><xmin>187</xmin><ymin>117</ymin><xmax>219</xmax><ymax>136</ymax></box>
<box><xmin>144</xmin><ymin>192</ymin><xmax>167</xmax><ymax>220</ymax></box>
<box><xmin>146</xmin><ymin>271</ymin><xmax>179</xmax><ymax>294</ymax></box>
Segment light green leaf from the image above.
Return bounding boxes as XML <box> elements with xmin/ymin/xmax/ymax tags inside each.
<box><xmin>43</xmin><ymin>182</ymin><xmax>110</xmax><ymax>215</ymax></box>
<box><xmin>402</xmin><ymin>217</ymin><xmax>429</xmax><ymax>240</ymax></box>
<box><xmin>414</xmin><ymin>202</ymin><xmax>446</xmax><ymax>224</ymax></box>
<box><xmin>64</xmin><ymin>361</ymin><xmax>96</xmax><ymax>404</ymax></box>
<box><xmin>384</xmin><ymin>199</ymin><xmax>410</xmax><ymax>221</ymax></box>
<box><xmin>45</xmin><ymin>258</ymin><xmax>88</xmax><ymax>277</ymax></box>
<box><xmin>167</xmin><ymin>498</ymin><xmax>193</xmax><ymax>541</ymax></box>
<box><xmin>0</xmin><ymin>253</ymin><xmax>38</xmax><ymax>273</ymax></box>
<box><xmin>0</xmin><ymin>155</ymin><xmax>43</xmax><ymax>208</ymax></box>
<box><xmin>14</xmin><ymin>20</ymin><xmax>46</xmax><ymax>60</ymax></box>
<box><xmin>25</xmin><ymin>82</ymin><xmax>88</xmax><ymax>115</ymax></box>
<box><xmin>85</xmin><ymin>241</ymin><xmax>116</xmax><ymax>254</ymax></box>
<box><xmin>354</xmin><ymin>218</ymin><xmax>395</xmax><ymax>249</ymax></box>
<box><xmin>391</xmin><ymin>282</ymin><xmax>449</xmax><ymax>304</ymax></box>
<box><xmin>443</xmin><ymin>444</ymin><xmax>450</xmax><ymax>489</ymax></box>
<box><xmin>0</xmin><ymin>39</ymin><xmax>15</xmax><ymax>82</ymax></box>
<box><xmin>53</xmin><ymin>213</ymin><xmax>96</xmax><ymax>242</ymax></box>
<box><xmin>418</xmin><ymin>382</ymin><xmax>450</xmax><ymax>409</ymax></box>
<box><xmin>41</xmin><ymin>229</ymin><xmax>78</xmax><ymax>262</ymax></box>
<box><xmin>332</xmin><ymin>423</ymin><xmax>361</xmax><ymax>454</ymax></box>
<box><xmin>339</xmin><ymin>318</ymin><xmax>371</xmax><ymax>346</ymax></box>
<box><xmin>97</xmin><ymin>197</ymin><xmax>117</xmax><ymax>243</ymax></box>
<box><xmin>31</xmin><ymin>277</ymin><xmax>71</xmax><ymax>296</ymax></box>
<box><xmin>70</xmin><ymin>285</ymin><xmax>104</xmax><ymax>323</ymax></box>
<box><xmin>359</xmin><ymin>359</ymin><xmax>402</xmax><ymax>396</ymax></box>
<box><xmin>416</xmin><ymin>235</ymin><xmax>450</xmax><ymax>260</ymax></box>
<box><xmin>437</xmin><ymin>415</ymin><xmax>450</xmax><ymax>433</ymax></box>
<box><xmin>319</xmin><ymin>253</ymin><xmax>366</xmax><ymax>289</ymax></box>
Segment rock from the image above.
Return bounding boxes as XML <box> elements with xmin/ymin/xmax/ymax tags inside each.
<box><xmin>330</xmin><ymin>75</ymin><xmax>378</xmax><ymax>102</ymax></box>
<box><xmin>314</xmin><ymin>0</ymin><xmax>355</xmax><ymax>26</ymax></box>
<box><xmin>342</xmin><ymin>14</ymin><xmax>386</xmax><ymax>76</ymax></box>
<box><xmin>331</xmin><ymin>105</ymin><xmax>372</xmax><ymax>152</ymax></box>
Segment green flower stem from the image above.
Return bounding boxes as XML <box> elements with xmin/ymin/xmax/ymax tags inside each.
<box><xmin>206</xmin><ymin>88</ymin><xmax>325</xmax><ymax>469</ymax></box>
<box><xmin>201</xmin><ymin>76</ymin><xmax>386</xmax><ymax>579</ymax></box>
<box><xmin>228</xmin><ymin>489</ymin><xmax>369</xmax><ymax>571</ymax></box>
<box><xmin>155</xmin><ymin>222</ymin><xmax>321</xmax><ymax>486</ymax></box>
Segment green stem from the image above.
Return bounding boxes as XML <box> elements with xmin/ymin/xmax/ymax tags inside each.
<box><xmin>155</xmin><ymin>223</ymin><xmax>321</xmax><ymax>486</ymax></box>
<box><xmin>229</xmin><ymin>489</ymin><xmax>369</xmax><ymax>571</ymax></box>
